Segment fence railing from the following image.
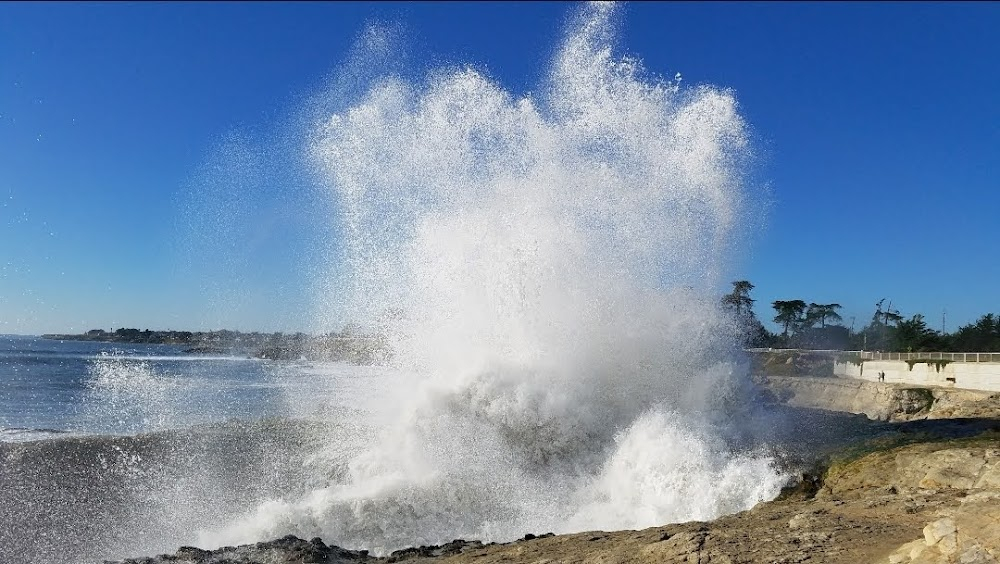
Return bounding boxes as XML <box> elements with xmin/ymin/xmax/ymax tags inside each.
<box><xmin>855</xmin><ymin>351</ymin><xmax>1000</xmax><ymax>363</ymax></box>
<box><xmin>746</xmin><ymin>348</ymin><xmax>1000</xmax><ymax>363</ymax></box>
<box><xmin>746</xmin><ymin>348</ymin><xmax>853</xmax><ymax>355</ymax></box>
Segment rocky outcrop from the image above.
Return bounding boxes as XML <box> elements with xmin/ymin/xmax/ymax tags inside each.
<box><xmin>809</xmin><ymin>438</ymin><xmax>1000</xmax><ymax>563</ymax></box>
<box><xmin>820</xmin><ymin>442</ymin><xmax>1000</xmax><ymax>497</ymax></box>
<box><xmin>762</xmin><ymin>376</ymin><xmax>998</xmax><ymax>421</ymax></box>
<box><xmin>116</xmin><ymin>535</ymin><xmax>373</xmax><ymax>563</ymax></box>
<box><xmin>922</xmin><ymin>392</ymin><xmax>1000</xmax><ymax>421</ymax></box>
<box><xmin>885</xmin><ymin>494</ymin><xmax>1000</xmax><ymax>564</ymax></box>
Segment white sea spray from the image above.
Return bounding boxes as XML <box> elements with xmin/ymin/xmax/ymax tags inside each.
<box><xmin>199</xmin><ymin>2</ymin><xmax>787</xmax><ymax>554</ymax></box>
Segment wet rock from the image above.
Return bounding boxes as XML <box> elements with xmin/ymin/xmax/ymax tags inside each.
<box><xmin>111</xmin><ymin>534</ymin><xmax>371</xmax><ymax>563</ymax></box>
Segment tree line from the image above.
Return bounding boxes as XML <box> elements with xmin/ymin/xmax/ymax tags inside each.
<box><xmin>722</xmin><ymin>281</ymin><xmax>1000</xmax><ymax>352</ymax></box>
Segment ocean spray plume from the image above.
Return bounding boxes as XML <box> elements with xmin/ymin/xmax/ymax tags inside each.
<box><xmin>85</xmin><ymin>352</ymin><xmax>180</xmax><ymax>434</ymax></box>
<box><xmin>201</xmin><ymin>2</ymin><xmax>786</xmax><ymax>552</ymax></box>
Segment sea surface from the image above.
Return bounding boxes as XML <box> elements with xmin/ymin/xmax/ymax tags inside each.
<box><xmin>0</xmin><ymin>334</ymin><xmax>378</xmax><ymax>442</ymax></box>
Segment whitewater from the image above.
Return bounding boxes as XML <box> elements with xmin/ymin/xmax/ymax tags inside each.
<box><xmin>198</xmin><ymin>2</ymin><xmax>786</xmax><ymax>554</ymax></box>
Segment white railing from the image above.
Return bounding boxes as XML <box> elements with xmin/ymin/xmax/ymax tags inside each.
<box><xmin>856</xmin><ymin>351</ymin><xmax>1000</xmax><ymax>363</ymax></box>
<box><xmin>746</xmin><ymin>348</ymin><xmax>859</xmax><ymax>355</ymax></box>
<box><xmin>746</xmin><ymin>348</ymin><xmax>1000</xmax><ymax>363</ymax></box>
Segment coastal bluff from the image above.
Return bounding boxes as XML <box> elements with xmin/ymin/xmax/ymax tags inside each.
<box><xmin>762</xmin><ymin>375</ymin><xmax>998</xmax><ymax>421</ymax></box>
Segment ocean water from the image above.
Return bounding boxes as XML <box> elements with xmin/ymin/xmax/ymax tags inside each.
<box><xmin>0</xmin><ymin>334</ymin><xmax>382</xmax><ymax>442</ymax></box>
<box><xmin>1</xmin><ymin>335</ymin><xmax>262</xmax><ymax>441</ymax></box>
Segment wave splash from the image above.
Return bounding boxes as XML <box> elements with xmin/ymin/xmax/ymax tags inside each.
<box><xmin>203</xmin><ymin>3</ymin><xmax>785</xmax><ymax>553</ymax></box>
<box><xmin>86</xmin><ymin>352</ymin><xmax>181</xmax><ymax>433</ymax></box>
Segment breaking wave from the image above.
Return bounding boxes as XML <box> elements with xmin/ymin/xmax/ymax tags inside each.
<box><xmin>201</xmin><ymin>2</ymin><xmax>785</xmax><ymax>554</ymax></box>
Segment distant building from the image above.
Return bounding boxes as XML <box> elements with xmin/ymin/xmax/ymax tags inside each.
<box><xmin>86</xmin><ymin>329</ymin><xmax>106</xmax><ymax>337</ymax></box>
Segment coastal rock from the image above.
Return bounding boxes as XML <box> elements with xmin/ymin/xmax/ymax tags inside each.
<box><xmin>763</xmin><ymin>376</ymin><xmax>929</xmax><ymax>421</ymax></box>
<box><xmin>820</xmin><ymin>443</ymin><xmax>1000</xmax><ymax>498</ymax></box>
<box><xmin>182</xmin><ymin>345</ymin><xmax>226</xmax><ymax>355</ymax></box>
<box><xmin>925</xmin><ymin>393</ymin><xmax>1000</xmax><ymax>420</ymax></box>
<box><xmin>883</xmin><ymin>492</ymin><xmax>1000</xmax><ymax>563</ymax></box>
<box><xmin>761</xmin><ymin>376</ymin><xmax>999</xmax><ymax>422</ymax></box>
<box><xmin>114</xmin><ymin>535</ymin><xmax>371</xmax><ymax>563</ymax></box>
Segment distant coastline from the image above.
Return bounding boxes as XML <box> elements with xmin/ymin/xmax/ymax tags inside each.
<box><xmin>41</xmin><ymin>328</ymin><xmax>387</xmax><ymax>364</ymax></box>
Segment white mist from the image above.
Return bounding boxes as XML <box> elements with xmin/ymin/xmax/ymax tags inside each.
<box><xmin>202</xmin><ymin>2</ymin><xmax>786</xmax><ymax>553</ymax></box>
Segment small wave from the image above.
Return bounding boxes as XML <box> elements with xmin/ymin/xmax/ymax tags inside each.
<box><xmin>111</xmin><ymin>355</ymin><xmax>258</xmax><ymax>362</ymax></box>
<box><xmin>0</xmin><ymin>426</ymin><xmax>74</xmax><ymax>443</ymax></box>
<box><xmin>85</xmin><ymin>352</ymin><xmax>183</xmax><ymax>433</ymax></box>
<box><xmin>1</xmin><ymin>352</ymin><xmax>256</xmax><ymax>363</ymax></box>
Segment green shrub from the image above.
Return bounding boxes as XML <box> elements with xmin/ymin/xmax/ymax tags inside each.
<box><xmin>904</xmin><ymin>359</ymin><xmax>952</xmax><ymax>372</ymax></box>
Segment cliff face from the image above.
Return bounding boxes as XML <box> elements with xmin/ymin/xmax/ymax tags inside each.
<box><xmin>762</xmin><ymin>375</ymin><xmax>998</xmax><ymax>421</ymax></box>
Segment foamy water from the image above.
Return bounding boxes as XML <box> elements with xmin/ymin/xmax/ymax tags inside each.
<box><xmin>198</xmin><ymin>2</ymin><xmax>787</xmax><ymax>554</ymax></box>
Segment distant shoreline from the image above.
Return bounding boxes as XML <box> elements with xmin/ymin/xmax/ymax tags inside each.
<box><xmin>42</xmin><ymin>329</ymin><xmax>199</xmax><ymax>346</ymax></box>
<box><xmin>40</xmin><ymin>329</ymin><xmax>387</xmax><ymax>363</ymax></box>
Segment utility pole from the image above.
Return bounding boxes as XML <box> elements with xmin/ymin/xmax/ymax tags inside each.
<box><xmin>942</xmin><ymin>309</ymin><xmax>947</xmax><ymax>334</ymax></box>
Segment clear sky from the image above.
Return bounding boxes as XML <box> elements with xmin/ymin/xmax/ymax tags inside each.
<box><xmin>1</xmin><ymin>2</ymin><xmax>997</xmax><ymax>335</ymax></box>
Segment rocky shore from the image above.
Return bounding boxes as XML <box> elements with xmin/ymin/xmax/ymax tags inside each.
<box><xmin>112</xmin><ymin>432</ymin><xmax>1000</xmax><ymax>564</ymax></box>
<box><xmin>761</xmin><ymin>375</ymin><xmax>1000</xmax><ymax>422</ymax></box>
<box><xmin>109</xmin><ymin>379</ymin><xmax>1000</xmax><ymax>564</ymax></box>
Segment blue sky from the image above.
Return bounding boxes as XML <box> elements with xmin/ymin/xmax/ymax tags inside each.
<box><xmin>1</xmin><ymin>2</ymin><xmax>997</xmax><ymax>335</ymax></box>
